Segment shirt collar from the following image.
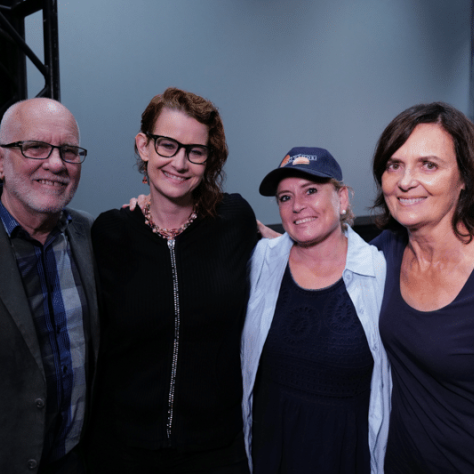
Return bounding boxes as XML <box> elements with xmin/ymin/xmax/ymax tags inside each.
<box><xmin>344</xmin><ymin>226</ymin><xmax>377</xmax><ymax>277</ymax></box>
<box><xmin>0</xmin><ymin>199</ymin><xmax>71</xmax><ymax>238</ymax></box>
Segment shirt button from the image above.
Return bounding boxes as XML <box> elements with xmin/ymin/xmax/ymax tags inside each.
<box><xmin>35</xmin><ymin>398</ymin><xmax>45</xmax><ymax>409</ymax></box>
<box><xmin>27</xmin><ymin>459</ymin><xmax>37</xmax><ymax>470</ymax></box>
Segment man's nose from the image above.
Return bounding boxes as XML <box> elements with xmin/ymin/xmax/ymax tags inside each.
<box><xmin>43</xmin><ymin>147</ymin><xmax>67</xmax><ymax>171</ymax></box>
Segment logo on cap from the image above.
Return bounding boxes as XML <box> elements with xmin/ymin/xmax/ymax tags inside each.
<box><xmin>280</xmin><ymin>153</ymin><xmax>318</xmax><ymax>167</ymax></box>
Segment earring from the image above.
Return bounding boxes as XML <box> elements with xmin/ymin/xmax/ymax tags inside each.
<box><xmin>142</xmin><ymin>175</ymin><xmax>148</xmax><ymax>185</ymax></box>
<box><xmin>341</xmin><ymin>209</ymin><xmax>346</xmax><ymax>216</ymax></box>
<box><xmin>142</xmin><ymin>162</ymin><xmax>148</xmax><ymax>184</ymax></box>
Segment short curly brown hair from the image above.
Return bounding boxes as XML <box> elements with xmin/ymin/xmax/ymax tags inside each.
<box><xmin>372</xmin><ymin>102</ymin><xmax>474</xmax><ymax>243</ymax></box>
<box><xmin>135</xmin><ymin>87</ymin><xmax>228</xmax><ymax>217</ymax></box>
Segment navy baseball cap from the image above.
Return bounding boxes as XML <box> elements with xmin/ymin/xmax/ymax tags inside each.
<box><xmin>259</xmin><ymin>147</ymin><xmax>343</xmax><ymax>196</ymax></box>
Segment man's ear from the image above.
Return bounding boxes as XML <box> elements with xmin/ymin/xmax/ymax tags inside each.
<box><xmin>0</xmin><ymin>149</ymin><xmax>5</xmax><ymax>180</ymax></box>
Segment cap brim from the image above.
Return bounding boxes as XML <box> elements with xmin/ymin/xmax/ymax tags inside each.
<box><xmin>259</xmin><ymin>166</ymin><xmax>334</xmax><ymax>196</ymax></box>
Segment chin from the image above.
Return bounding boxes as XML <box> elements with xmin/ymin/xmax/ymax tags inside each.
<box><xmin>29</xmin><ymin>196</ymin><xmax>74</xmax><ymax>215</ymax></box>
<box><xmin>290</xmin><ymin>234</ymin><xmax>320</xmax><ymax>247</ymax></box>
<box><xmin>395</xmin><ymin>216</ymin><xmax>431</xmax><ymax>232</ymax></box>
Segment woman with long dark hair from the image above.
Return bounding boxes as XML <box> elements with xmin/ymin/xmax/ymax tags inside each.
<box><xmin>372</xmin><ymin>102</ymin><xmax>474</xmax><ymax>473</ymax></box>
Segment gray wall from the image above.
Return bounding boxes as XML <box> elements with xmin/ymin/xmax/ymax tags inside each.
<box><xmin>25</xmin><ymin>0</ymin><xmax>471</xmax><ymax>224</ymax></box>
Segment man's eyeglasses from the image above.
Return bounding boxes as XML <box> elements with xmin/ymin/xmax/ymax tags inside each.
<box><xmin>146</xmin><ymin>133</ymin><xmax>210</xmax><ymax>165</ymax></box>
<box><xmin>0</xmin><ymin>141</ymin><xmax>87</xmax><ymax>164</ymax></box>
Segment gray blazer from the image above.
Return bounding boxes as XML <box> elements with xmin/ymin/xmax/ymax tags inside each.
<box><xmin>0</xmin><ymin>208</ymin><xmax>100</xmax><ymax>473</ymax></box>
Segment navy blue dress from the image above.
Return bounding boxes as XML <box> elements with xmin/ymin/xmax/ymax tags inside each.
<box><xmin>373</xmin><ymin>230</ymin><xmax>474</xmax><ymax>473</ymax></box>
<box><xmin>252</xmin><ymin>265</ymin><xmax>373</xmax><ymax>474</ymax></box>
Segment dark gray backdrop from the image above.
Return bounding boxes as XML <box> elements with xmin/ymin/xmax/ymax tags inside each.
<box><xmin>25</xmin><ymin>0</ymin><xmax>471</xmax><ymax>224</ymax></box>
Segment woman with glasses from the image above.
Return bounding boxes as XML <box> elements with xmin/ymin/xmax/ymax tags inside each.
<box><xmin>87</xmin><ymin>88</ymin><xmax>258</xmax><ymax>473</ymax></box>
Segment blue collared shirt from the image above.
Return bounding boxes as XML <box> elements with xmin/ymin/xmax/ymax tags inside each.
<box><xmin>0</xmin><ymin>202</ymin><xmax>88</xmax><ymax>464</ymax></box>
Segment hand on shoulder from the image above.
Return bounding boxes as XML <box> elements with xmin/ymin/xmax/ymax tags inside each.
<box><xmin>257</xmin><ymin>220</ymin><xmax>281</xmax><ymax>239</ymax></box>
<box><xmin>123</xmin><ymin>194</ymin><xmax>150</xmax><ymax>212</ymax></box>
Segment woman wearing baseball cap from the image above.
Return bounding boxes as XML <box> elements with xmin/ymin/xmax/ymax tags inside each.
<box><xmin>241</xmin><ymin>147</ymin><xmax>390</xmax><ymax>473</ymax></box>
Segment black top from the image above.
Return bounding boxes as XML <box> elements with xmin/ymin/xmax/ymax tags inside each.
<box><xmin>373</xmin><ymin>230</ymin><xmax>474</xmax><ymax>473</ymax></box>
<box><xmin>252</xmin><ymin>265</ymin><xmax>373</xmax><ymax>474</ymax></box>
<box><xmin>89</xmin><ymin>194</ymin><xmax>257</xmax><ymax>451</ymax></box>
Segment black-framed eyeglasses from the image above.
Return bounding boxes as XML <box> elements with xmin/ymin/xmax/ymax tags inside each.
<box><xmin>0</xmin><ymin>141</ymin><xmax>87</xmax><ymax>164</ymax></box>
<box><xmin>145</xmin><ymin>133</ymin><xmax>210</xmax><ymax>165</ymax></box>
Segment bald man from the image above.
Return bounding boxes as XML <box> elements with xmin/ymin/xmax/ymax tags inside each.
<box><xmin>0</xmin><ymin>98</ymin><xmax>99</xmax><ymax>473</ymax></box>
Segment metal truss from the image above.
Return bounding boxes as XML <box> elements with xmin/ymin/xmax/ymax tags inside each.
<box><xmin>0</xmin><ymin>0</ymin><xmax>60</xmax><ymax>120</ymax></box>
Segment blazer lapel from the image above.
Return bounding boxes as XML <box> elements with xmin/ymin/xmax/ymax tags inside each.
<box><xmin>66</xmin><ymin>214</ymin><xmax>99</xmax><ymax>361</ymax></box>
<box><xmin>0</xmin><ymin>226</ymin><xmax>45</xmax><ymax>376</ymax></box>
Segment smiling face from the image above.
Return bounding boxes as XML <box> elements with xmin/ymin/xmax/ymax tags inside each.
<box><xmin>136</xmin><ymin>108</ymin><xmax>208</xmax><ymax>208</ymax></box>
<box><xmin>381</xmin><ymin>123</ymin><xmax>465</xmax><ymax>233</ymax></box>
<box><xmin>277</xmin><ymin>176</ymin><xmax>348</xmax><ymax>247</ymax></box>
<box><xmin>0</xmin><ymin>99</ymin><xmax>81</xmax><ymax>223</ymax></box>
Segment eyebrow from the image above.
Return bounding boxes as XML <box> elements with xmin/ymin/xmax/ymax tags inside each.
<box><xmin>277</xmin><ymin>181</ymin><xmax>321</xmax><ymax>195</ymax></box>
<box><xmin>388</xmin><ymin>154</ymin><xmax>445</xmax><ymax>163</ymax></box>
<box><xmin>27</xmin><ymin>139</ymin><xmax>80</xmax><ymax>146</ymax></box>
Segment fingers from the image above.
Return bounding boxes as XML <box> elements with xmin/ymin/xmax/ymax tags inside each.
<box><xmin>257</xmin><ymin>220</ymin><xmax>281</xmax><ymax>239</ymax></box>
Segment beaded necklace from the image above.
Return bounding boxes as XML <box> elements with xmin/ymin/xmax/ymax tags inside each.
<box><xmin>143</xmin><ymin>202</ymin><xmax>197</xmax><ymax>240</ymax></box>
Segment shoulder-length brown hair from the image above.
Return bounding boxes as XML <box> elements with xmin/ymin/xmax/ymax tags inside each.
<box><xmin>136</xmin><ymin>87</ymin><xmax>228</xmax><ymax>217</ymax></box>
<box><xmin>372</xmin><ymin>102</ymin><xmax>474</xmax><ymax>242</ymax></box>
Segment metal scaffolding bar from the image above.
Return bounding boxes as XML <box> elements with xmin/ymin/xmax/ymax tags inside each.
<box><xmin>0</xmin><ymin>0</ymin><xmax>60</xmax><ymax>121</ymax></box>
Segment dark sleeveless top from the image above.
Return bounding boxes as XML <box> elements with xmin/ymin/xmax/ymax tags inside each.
<box><xmin>252</xmin><ymin>264</ymin><xmax>373</xmax><ymax>474</ymax></box>
<box><xmin>374</xmin><ymin>230</ymin><xmax>474</xmax><ymax>473</ymax></box>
